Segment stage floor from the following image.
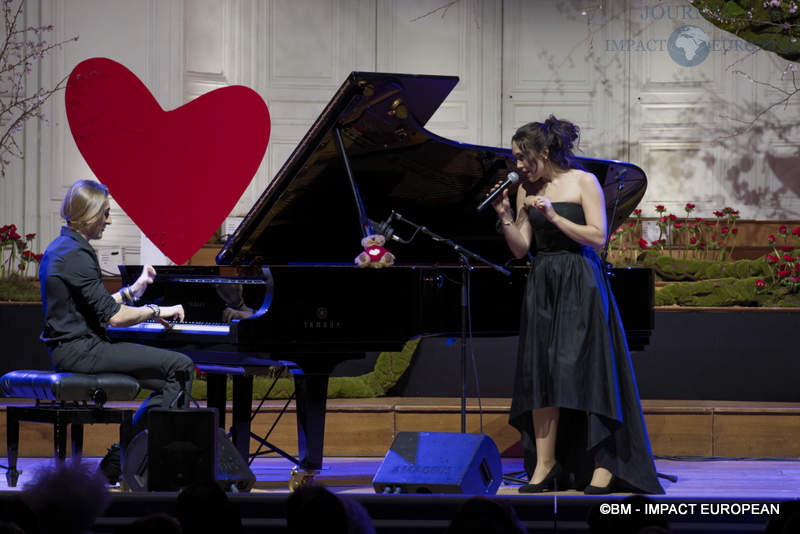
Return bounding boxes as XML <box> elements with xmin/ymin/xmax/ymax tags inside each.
<box><xmin>2</xmin><ymin>455</ymin><xmax>799</xmax><ymax>499</ymax></box>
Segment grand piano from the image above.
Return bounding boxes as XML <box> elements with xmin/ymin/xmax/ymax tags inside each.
<box><xmin>107</xmin><ymin>71</ymin><xmax>653</xmax><ymax>489</ymax></box>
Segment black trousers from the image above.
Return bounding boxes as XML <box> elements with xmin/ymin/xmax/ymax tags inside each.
<box><xmin>50</xmin><ymin>335</ymin><xmax>195</xmax><ymax>434</ymax></box>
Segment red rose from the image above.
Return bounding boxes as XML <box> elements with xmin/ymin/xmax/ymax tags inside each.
<box><xmin>610</xmin><ymin>235</ymin><xmax>616</xmax><ymax>241</ymax></box>
<box><xmin>8</xmin><ymin>224</ymin><xmax>16</xmax><ymax>232</ymax></box>
<box><xmin>755</xmin><ymin>279</ymin><xmax>766</xmax><ymax>288</ymax></box>
<box><xmin>780</xmin><ymin>245</ymin><xmax>794</xmax><ymax>252</ymax></box>
<box><xmin>784</xmin><ymin>254</ymin><xmax>794</xmax><ymax>262</ymax></box>
<box><xmin>25</xmin><ymin>233</ymin><xmax>35</xmax><ymax>240</ymax></box>
<box><xmin>638</xmin><ymin>238</ymin><xmax>648</xmax><ymax>250</ymax></box>
<box><xmin>731</xmin><ymin>228</ymin><xmax>738</xmax><ymax>234</ymax></box>
<box><xmin>791</xmin><ymin>227</ymin><xmax>800</xmax><ymax>236</ymax></box>
<box><xmin>721</xmin><ymin>227</ymin><xmax>729</xmax><ymax>234</ymax></box>
<box><xmin>659</xmin><ymin>216</ymin><xmax>667</xmax><ymax>223</ymax></box>
<box><xmin>695</xmin><ymin>217</ymin><xmax>702</xmax><ymax>222</ymax></box>
<box><xmin>33</xmin><ymin>253</ymin><xmax>43</xmax><ymax>262</ymax></box>
<box><xmin>685</xmin><ymin>202</ymin><xmax>695</xmax><ymax>210</ymax></box>
<box><xmin>768</xmin><ymin>234</ymin><xmax>776</xmax><ymax>244</ymax></box>
<box><xmin>651</xmin><ymin>240</ymin><xmax>660</xmax><ymax>246</ymax></box>
<box><xmin>674</xmin><ymin>222</ymin><xmax>684</xmax><ymax>229</ymax></box>
<box><xmin>668</xmin><ymin>214</ymin><xmax>677</xmax><ymax>221</ymax></box>
<box><xmin>713</xmin><ymin>210</ymin><xmax>724</xmax><ymax>217</ymax></box>
<box><xmin>766</xmin><ymin>254</ymin><xmax>779</xmax><ymax>263</ymax></box>
<box><xmin>792</xmin><ymin>276</ymin><xmax>800</xmax><ymax>283</ymax></box>
<box><xmin>779</xmin><ymin>225</ymin><xmax>788</xmax><ymax>235</ymax></box>
<box><xmin>729</xmin><ymin>210</ymin><xmax>739</xmax><ymax>216</ymax></box>
<box><xmin>634</xmin><ymin>209</ymin><xmax>642</xmax><ymax>215</ymax></box>
<box><xmin>655</xmin><ymin>205</ymin><xmax>665</xmax><ymax>213</ymax></box>
<box><xmin>690</xmin><ymin>236</ymin><xmax>697</xmax><ymax>244</ymax></box>
<box><xmin>778</xmin><ymin>270</ymin><xmax>791</xmax><ymax>278</ymax></box>
<box><xmin>628</xmin><ymin>221</ymin><xmax>634</xmax><ymax>227</ymax></box>
<box><xmin>704</xmin><ymin>220</ymin><xmax>715</xmax><ymax>226</ymax></box>
<box><xmin>21</xmin><ymin>250</ymin><xmax>32</xmax><ymax>259</ymax></box>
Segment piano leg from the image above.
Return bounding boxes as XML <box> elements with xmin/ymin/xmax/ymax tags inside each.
<box><xmin>231</xmin><ymin>374</ymin><xmax>254</xmax><ymax>460</ymax></box>
<box><xmin>290</xmin><ymin>371</ymin><xmax>328</xmax><ymax>490</ymax></box>
<box><xmin>206</xmin><ymin>374</ymin><xmax>227</xmax><ymax>432</ymax></box>
<box><xmin>206</xmin><ymin>373</ymin><xmax>254</xmax><ymax>463</ymax></box>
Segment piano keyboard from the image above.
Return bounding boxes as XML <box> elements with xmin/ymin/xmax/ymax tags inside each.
<box><xmin>109</xmin><ymin>321</ymin><xmax>230</xmax><ymax>335</ymax></box>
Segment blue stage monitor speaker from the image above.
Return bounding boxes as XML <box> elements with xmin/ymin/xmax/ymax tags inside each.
<box><xmin>372</xmin><ymin>432</ymin><xmax>502</xmax><ymax>494</ymax></box>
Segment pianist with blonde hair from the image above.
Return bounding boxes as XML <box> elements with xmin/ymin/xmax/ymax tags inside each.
<box><xmin>39</xmin><ymin>179</ymin><xmax>195</xmax><ymax>484</ymax></box>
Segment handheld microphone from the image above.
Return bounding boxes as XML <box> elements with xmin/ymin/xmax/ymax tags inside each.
<box><xmin>476</xmin><ymin>172</ymin><xmax>520</xmax><ymax>212</ymax></box>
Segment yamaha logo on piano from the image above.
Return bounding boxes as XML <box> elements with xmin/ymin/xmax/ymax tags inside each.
<box><xmin>303</xmin><ymin>307</ymin><xmax>342</xmax><ymax>329</ymax></box>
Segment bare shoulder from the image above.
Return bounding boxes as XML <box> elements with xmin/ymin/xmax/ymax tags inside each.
<box><xmin>574</xmin><ymin>168</ymin><xmax>601</xmax><ymax>188</ymax></box>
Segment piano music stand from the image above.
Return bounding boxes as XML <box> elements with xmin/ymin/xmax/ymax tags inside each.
<box><xmin>390</xmin><ymin>211</ymin><xmax>510</xmax><ymax>433</ymax></box>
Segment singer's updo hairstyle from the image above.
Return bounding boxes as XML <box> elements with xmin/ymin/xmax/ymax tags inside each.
<box><xmin>512</xmin><ymin>115</ymin><xmax>580</xmax><ymax>171</ymax></box>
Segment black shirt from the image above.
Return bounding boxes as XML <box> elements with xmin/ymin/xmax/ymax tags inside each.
<box><xmin>39</xmin><ymin>226</ymin><xmax>121</xmax><ymax>344</ymax></box>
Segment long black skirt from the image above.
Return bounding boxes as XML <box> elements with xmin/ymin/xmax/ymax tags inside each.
<box><xmin>509</xmin><ymin>247</ymin><xmax>664</xmax><ymax>494</ymax></box>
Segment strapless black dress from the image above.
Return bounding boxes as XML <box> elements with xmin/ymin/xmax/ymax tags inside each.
<box><xmin>509</xmin><ymin>202</ymin><xmax>663</xmax><ymax>494</ymax></box>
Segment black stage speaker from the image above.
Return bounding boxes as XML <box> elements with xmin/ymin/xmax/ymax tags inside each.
<box><xmin>372</xmin><ymin>432</ymin><xmax>502</xmax><ymax>494</ymax></box>
<box><xmin>148</xmin><ymin>409</ymin><xmax>217</xmax><ymax>491</ymax></box>
<box><xmin>121</xmin><ymin>409</ymin><xmax>256</xmax><ymax>492</ymax></box>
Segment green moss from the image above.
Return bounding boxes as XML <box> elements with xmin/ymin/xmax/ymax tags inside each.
<box><xmin>655</xmin><ymin>277</ymin><xmax>760</xmax><ymax>306</ymax></box>
<box><xmin>693</xmin><ymin>0</ymin><xmax>800</xmax><ymax>61</ymax></box>
<box><xmin>0</xmin><ymin>278</ymin><xmax>41</xmax><ymax>302</ymax></box>
<box><xmin>639</xmin><ymin>252</ymin><xmax>772</xmax><ymax>281</ymax></box>
<box><xmin>139</xmin><ymin>338</ymin><xmax>422</xmax><ymax>401</ymax></box>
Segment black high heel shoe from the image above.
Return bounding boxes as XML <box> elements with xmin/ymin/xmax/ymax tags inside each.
<box><xmin>519</xmin><ymin>462</ymin><xmax>563</xmax><ymax>493</ymax></box>
<box><xmin>584</xmin><ymin>474</ymin><xmax>618</xmax><ymax>495</ymax></box>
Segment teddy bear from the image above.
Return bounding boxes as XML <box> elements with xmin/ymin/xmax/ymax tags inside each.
<box><xmin>355</xmin><ymin>234</ymin><xmax>395</xmax><ymax>268</ymax></box>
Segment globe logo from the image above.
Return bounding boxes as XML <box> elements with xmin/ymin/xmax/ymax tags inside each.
<box><xmin>668</xmin><ymin>25</ymin><xmax>710</xmax><ymax>67</ymax></box>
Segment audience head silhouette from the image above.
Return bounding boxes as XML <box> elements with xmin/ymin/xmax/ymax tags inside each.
<box><xmin>116</xmin><ymin>512</ymin><xmax>182</xmax><ymax>534</ymax></box>
<box><xmin>446</xmin><ymin>497</ymin><xmax>527</xmax><ymax>534</ymax></box>
<box><xmin>21</xmin><ymin>462</ymin><xmax>111</xmax><ymax>534</ymax></box>
<box><xmin>175</xmin><ymin>482</ymin><xmax>241</xmax><ymax>534</ymax></box>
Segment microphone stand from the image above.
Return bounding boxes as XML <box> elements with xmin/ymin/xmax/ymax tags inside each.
<box><xmin>389</xmin><ymin>211</ymin><xmax>510</xmax><ymax>433</ymax></box>
<box><xmin>600</xmin><ymin>168</ymin><xmax>627</xmax><ymax>271</ymax></box>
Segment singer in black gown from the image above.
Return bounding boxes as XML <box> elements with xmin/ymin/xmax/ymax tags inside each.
<box><xmin>492</xmin><ymin>117</ymin><xmax>663</xmax><ymax>494</ymax></box>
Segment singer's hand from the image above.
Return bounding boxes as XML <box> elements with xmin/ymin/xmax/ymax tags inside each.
<box><xmin>488</xmin><ymin>181</ymin><xmax>512</xmax><ymax>217</ymax></box>
<box><xmin>527</xmin><ymin>195</ymin><xmax>556</xmax><ymax>221</ymax></box>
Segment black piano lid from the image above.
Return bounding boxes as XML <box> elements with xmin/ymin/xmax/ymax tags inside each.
<box><xmin>217</xmin><ymin>71</ymin><xmax>647</xmax><ymax>267</ymax></box>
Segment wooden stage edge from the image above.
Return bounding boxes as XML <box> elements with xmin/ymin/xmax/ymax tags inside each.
<box><xmin>2</xmin><ymin>397</ymin><xmax>800</xmax><ymax>460</ymax></box>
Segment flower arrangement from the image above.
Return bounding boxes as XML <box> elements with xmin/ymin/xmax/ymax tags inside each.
<box><xmin>0</xmin><ymin>224</ymin><xmax>42</xmax><ymax>301</ymax></box>
<box><xmin>757</xmin><ymin>225</ymin><xmax>800</xmax><ymax>293</ymax></box>
<box><xmin>692</xmin><ymin>0</ymin><xmax>800</xmax><ymax>62</ymax></box>
<box><xmin>0</xmin><ymin>224</ymin><xmax>42</xmax><ymax>279</ymax></box>
<box><xmin>606</xmin><ymin>203</ymin><xmax>742</xmax><ymax>264</ymax></box>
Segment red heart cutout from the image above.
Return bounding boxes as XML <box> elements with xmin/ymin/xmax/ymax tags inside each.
<box><xmin>65</xmin><ymin>57</ymin><xmax>270</xmax><ymax>265</ymax></box>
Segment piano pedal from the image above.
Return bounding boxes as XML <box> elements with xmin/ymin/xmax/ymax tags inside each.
<box><xmin>289</xmin><ymin>466</ymin><xmax>318</xmax><ymax>492</ymax></box>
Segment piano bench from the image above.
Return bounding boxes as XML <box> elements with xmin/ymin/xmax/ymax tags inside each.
<box><xmin>0</xmin><ymin>370</ymin><xmax>139</xmax><ymax>487</ymax></box>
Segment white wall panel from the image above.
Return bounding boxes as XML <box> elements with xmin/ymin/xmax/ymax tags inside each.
<box><xmin>19</xmin><ymin>0</ymin><xmax>184</xmax><ymax>265</ymax></box>
<box><xmin>377</xmin><ymin>0</ymin><xmax>502</xmax><ymax>145</ymax></box>
<box><xmin>10</xmin><ymin>0</ymin><xmax>799</xmax><ymax>267</ymax></box>
<box><xmin>502</xmin><ymin>0</ymin><xmax>627</xmax><ymax>161</ymax></box>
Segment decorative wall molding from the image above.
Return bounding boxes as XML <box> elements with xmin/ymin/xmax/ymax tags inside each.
<box><xmin>9</xmin><ymin>0</ymin><xmax>797</xmax><ymax>268</ymax></box>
